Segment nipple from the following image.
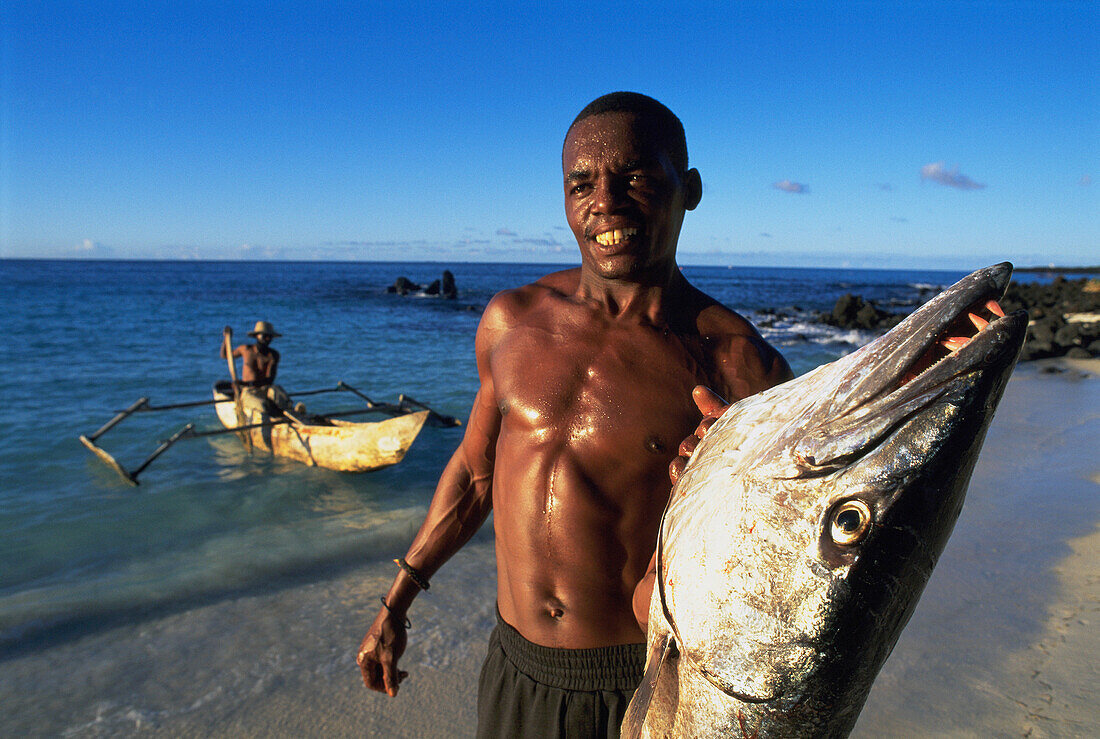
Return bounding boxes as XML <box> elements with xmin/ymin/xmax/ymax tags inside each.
<box><xmin>646</xmin><ymin>436</ymin><xmax>665</xmax><ymax>454</ymax></box>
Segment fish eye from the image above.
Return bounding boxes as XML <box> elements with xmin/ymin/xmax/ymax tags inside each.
<box><xmin>829</xmin><ymin>499</ymin><xmax>873</xmax><ymax>546</ymax></box>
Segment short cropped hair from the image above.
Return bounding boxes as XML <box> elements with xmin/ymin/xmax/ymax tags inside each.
<box><xmin>566</xmin><ymin>92</ymin><xmax>689</xmax><ymax>172</ymax></box>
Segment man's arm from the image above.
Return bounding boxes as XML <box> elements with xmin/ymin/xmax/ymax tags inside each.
<box><xmin>356</xmin><ymin>302</ymin><xmax>506</xmax><ymax>696</ymax></box>
<box><xmin>219</xmin><ymin>340</ymin><xmax>246</xmax><ymax>362</ymax></box>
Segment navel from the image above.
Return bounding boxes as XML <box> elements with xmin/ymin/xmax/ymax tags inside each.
<box><xmin>544</xmin><ymin>597</ymin><xmax>566</xmax><ymax>620</ymax></box>
<box><xmin>646</xmin><ymin>436</ymin><xmax>666</xmax><ymax>454</ymax></box>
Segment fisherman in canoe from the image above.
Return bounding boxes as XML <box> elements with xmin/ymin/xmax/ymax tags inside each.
<box><xmin>356</xmin><ymin>92</ymin><xmax>792</xmax><ymax>738</ymax></box>
<box><xmin>221</xmin><ymin>321</ymin><xmax>298</xmax><ymax>416</ymax></box>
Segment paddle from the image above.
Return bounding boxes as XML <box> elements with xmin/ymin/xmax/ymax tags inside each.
<box><xmin>223</xmin><ymin>327</ymin><xmax>253</xmax><ymax>452</ymax></box>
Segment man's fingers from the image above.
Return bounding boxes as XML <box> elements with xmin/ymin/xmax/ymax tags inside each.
<box><xmin>359</xmin><ymin>660</ymin><xmax>381</xmax><ymax>691</ymax></box>
<box><xmin>692</xmin><ymin>386</ymin><xmax>729</xmax><ymax>419</ymax></box>
<box><xmin>695</xmin><ymin>416</ymin><xmax>717</xmax><ymax>439</ymax></box>
<box><xmin>382</xmin><ymin>659</ymin><xmax>401</xmax><ymax>697</ymax></box>
<box><xmin>669</xmin><ymin>456</ymin><xmax>687</xmax><ymax>484</ymax></box>
<box><xmin>678</xmin><ymin>434</ymin><xmax>699</xmax><ymax>458</ymax></box>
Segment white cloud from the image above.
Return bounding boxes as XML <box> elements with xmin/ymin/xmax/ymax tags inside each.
<box><xmin>920</xmin><ymin>162</ymin><xmax>985</xmax><ymax>190</ymax></box>
<box><xmin>773</xmin><ymin>180</ymin><xmax>808</xmax><ymax>194</ymax></box>
<box><xmin>73</xmin><ymin>238</ymin><xmax>110</xmax><ymax>256</ymax></box>
<box><xmin>239</xmin><ymin>243</ymin><xmax>286</xmax><ymax>259</ymax></box>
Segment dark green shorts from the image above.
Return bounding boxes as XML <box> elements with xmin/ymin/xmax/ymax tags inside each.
<box><xmin>476</xmin><ymin>613</ymin><xmax>646</xmax><ymax>739</ymax></box>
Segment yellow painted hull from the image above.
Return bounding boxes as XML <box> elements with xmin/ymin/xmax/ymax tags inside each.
<box><xmin>213</xmin><ymin>389</ymin><xmax>428</xmax><ymax>472</ymax></box>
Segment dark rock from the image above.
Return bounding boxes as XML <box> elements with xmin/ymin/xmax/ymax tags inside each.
<box><xmin>824</xmin><ymin>293</ymin><xmax>901</xmax><ymax>330</ymax></box>
<box><xmin>1053</xmin><ymin>324</ymin><xmax>1084</xmax><ymax>349</ymax></box>
<box><xmin>1028</xmin><ymin>320</ymin><xmax>1055</xmax><ymax>344</ymax></box>
<box><xmin>387</xmin><ymin>271</ymin><xmax>458</xmax><ymax>299</ymax></box>
<box><xmin>442</xmin><ymin>270</ymin><xmax>458</xmax><ymax>299</ymax></box>
<box><xmin>387</xmin><ymin>276</ymin><xmax>421</xmax><ymax>295</ymax></box>
<box><xmin>855</xmin><ymin>304</ymin><xmax>881</xmax><ymax>329</ymax></box>
<box><xmin>831</xmin><ymin>294</ymin><xmax>858</xmax><ymax>324</ymax></box>
<box><xmin>1066</xmin><ymin>347</ymin><xmax>1092</xmax><ymax>359</ymax></box>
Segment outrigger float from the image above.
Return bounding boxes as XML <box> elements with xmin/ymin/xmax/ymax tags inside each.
<box><xmin>79</xmin><ymin>381</ymin><xmax>460</xmax><ymax>486</ymax></box>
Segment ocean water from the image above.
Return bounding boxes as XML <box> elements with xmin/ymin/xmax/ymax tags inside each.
<box><xmin>0</xmin><ymin>259</ymin><xmax>969</xmax><ymax>655</ymax></box>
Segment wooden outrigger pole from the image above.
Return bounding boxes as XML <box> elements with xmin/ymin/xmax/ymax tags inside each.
<box><xmin>79</xmin><ymin>397</ymin><xmax>150</xmax><ymax>486</ymax></box>
<box><xmin>78</xmin><ymin>382</ymin><xmax>460</xmax><ymax>485</ymax></box>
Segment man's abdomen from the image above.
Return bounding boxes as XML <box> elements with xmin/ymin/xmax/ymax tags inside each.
<box><xmin>491</xmin><ymin>442</ymin><xmax>667</xmax><ymax>648</ymax></box>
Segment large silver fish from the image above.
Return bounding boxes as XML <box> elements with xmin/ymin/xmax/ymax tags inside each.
<box><xmin>623</xmin><ymin>263</ymin><xmax>1027</xmax><ymax>738</ymax></box>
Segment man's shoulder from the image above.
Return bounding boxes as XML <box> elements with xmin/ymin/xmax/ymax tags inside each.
<box><xmin>476</xmin><ymin>271</ymin><xmax>578</xmax><ymax>361</ymax></box>
<box><xmin>680</xmin><ymin>283</ymin><xmax>793</xmax><ymax>394</ymax></box>
<box><xmin>482</xmin><ymin>268</ymin><xmax>579</xmax><ymax>324</ymax></box>
<box><xmin>680</xmin><ymin>283</ymin><xmax>759</xmax><ymax>338</ymax></box>
<box><xmin>533</xmin><ymin>267</ymin><xmax>581</xmax><ymax>293</ymax></box>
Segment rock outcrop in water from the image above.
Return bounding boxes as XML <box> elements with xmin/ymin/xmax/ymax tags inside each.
<box><xmin>823</xmin><ymin>293</ymin><xmax>905</xmax><ymax>331</ymax></box>
<box><xmin>386</xmin><ymin>270</ymin><xmax>458</xmax><ymax>299</ymax></box>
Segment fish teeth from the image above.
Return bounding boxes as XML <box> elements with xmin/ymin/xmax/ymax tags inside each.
<box><xmin>968</xmin><ymin>312</ymin><xmax>989</xmax><ymax>331</ymax></box>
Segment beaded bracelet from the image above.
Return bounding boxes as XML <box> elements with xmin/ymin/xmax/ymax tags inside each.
<box><xmin>394</xmin><ymin>557</ymin><xmax>431</xmax><ymax>591</ymax></box>
<box><xmin>379</xmin><ymin>597</ymin><xmax>411</xmax><ymax>629</ymax></box>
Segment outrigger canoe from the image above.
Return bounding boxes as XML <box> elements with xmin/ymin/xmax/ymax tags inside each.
<box><xmin>212</xmin><ymin>381</ymin><xmax>429</xmax><ymax>472</ymax></box>
<box><xmin>79</xmin><ymin>380</ymin><xmax>459</xmax><ymax>485</ymax></box>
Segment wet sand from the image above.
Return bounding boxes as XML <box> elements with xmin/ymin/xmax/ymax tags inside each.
<box><xmin>2</xmin><ymin>359</ymin><xmax>1097</xmax><ymax>737</ymax></box>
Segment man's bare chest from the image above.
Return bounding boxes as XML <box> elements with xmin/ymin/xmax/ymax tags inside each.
<box><xmin>246</xmin><ymin>349</ymin><xmax>275</xmax><ymax>371</ymax></box>
<box><xmin>491</xmin><ymin>324</ymin><xmax>707</xmax><ymax>445</ymax></box>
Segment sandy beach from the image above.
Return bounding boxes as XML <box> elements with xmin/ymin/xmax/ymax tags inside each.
<box><xmin>2</xmin><ymin>358</ymin><xmax>1097</xmax><ymax>737</ymax></box>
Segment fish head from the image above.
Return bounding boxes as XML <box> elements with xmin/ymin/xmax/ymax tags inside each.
<box><xmin>650</xmin><ymin>263</ymin><xmax>1027</xmax><ymax>731</ymax></box>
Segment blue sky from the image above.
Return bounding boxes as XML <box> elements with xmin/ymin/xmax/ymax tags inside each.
<box><xmin>1</xmin><ymin>1</ymin><xmax>1096</xmax><ymax>269</ymax></box>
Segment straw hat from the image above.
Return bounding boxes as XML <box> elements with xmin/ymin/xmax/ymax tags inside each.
<box><xmin>248</xmin><ymin>320</ymin><xmax>282</xmax><ymax>338</ymax></box>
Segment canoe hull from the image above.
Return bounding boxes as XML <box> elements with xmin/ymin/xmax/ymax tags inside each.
<box><xmin>213</xmin><ymin>388</ymin><xmax>429</xmax><ymax>472</ymax></box>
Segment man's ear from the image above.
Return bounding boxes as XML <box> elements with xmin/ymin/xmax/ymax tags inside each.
<box><xmin>683</xmin><ymin>168</ymin><xmax>702</xmax><ymax>211</ymax></box>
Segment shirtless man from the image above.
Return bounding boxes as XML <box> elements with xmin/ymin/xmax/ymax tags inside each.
<box><xmin>356</xmin><ymin>92</ymin><xmax>792</xmax><ymax>737</ymax></box>
<box><xmin>221</xmin><ymin>321</ymin><xmax>291</xmax><ymax>414</ymax></box>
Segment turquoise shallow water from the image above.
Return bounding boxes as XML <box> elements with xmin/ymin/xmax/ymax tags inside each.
<box><xmin>0</xmin><ymin>259</ymin><xmax>969</xmax><ymax>650</ymax></box>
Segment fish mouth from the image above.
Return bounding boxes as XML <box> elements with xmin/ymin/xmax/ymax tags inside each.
<box><xmin>793</xmin><ymin>262</ymin><xmax>1027</xmax><ymax>473</ymax></box>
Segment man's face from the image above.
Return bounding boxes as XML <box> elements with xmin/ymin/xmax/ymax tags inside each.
<box><xmin>256</xmin><ymin>333</ymin><xmax>272</xmax><ymax>346</ymax></box>
<box><xmin>563</xmin><ymin>112</ymin><xmax>699</xmax><ymax>281</ymax></box>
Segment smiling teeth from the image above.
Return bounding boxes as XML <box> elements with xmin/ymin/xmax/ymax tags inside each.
<box><xmin>595</xmin><ymin>228</ymin><xmax>637</xmax><ymax>246</ymax></box>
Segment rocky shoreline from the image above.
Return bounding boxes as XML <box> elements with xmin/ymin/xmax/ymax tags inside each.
<box><xmin>821</xmin><ymin>276</ymin><xmax>1100</xmax><ymax>361</ymax></box>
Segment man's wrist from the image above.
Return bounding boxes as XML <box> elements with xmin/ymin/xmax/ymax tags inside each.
<box><xmin>379</xmin><ymin>596</ymin><xmax>411</xmax><ymax>629</ymax></box>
